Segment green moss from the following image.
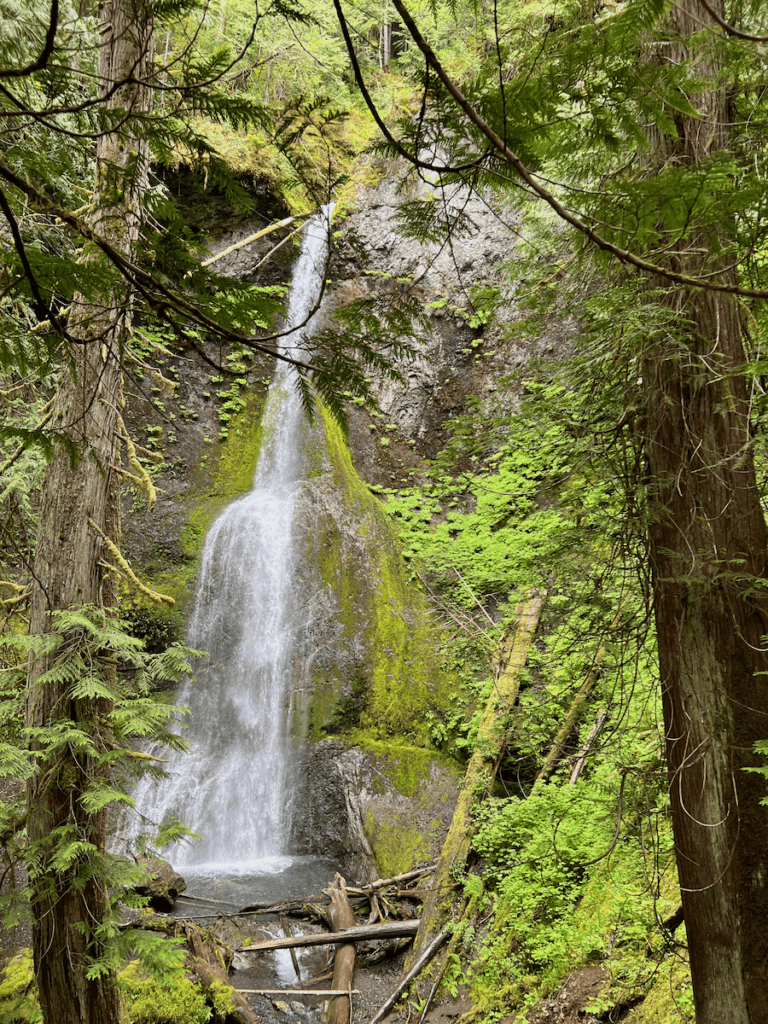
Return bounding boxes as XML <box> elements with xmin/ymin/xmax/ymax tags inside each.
<box><xmin>312</xmin><ymin>408</ymin><xmax>456</xmax><ymax>743</ymax></box>
<box><xmin>207</xmin><ymin>979</ymin><xmax>238</xmax><ymax>1018</ymax></box>
<box><xmin>623</xmin><ymin>958</ymin><xmax>693</xmax><ymax>1024</ymax></box>
<box><xmin>299</xmin><ymin>669</ymin><xmax>345</xmax><ymax>741</ymax></box>
<box><xmin>179</xmin><ymin>386</ymin><xmax>267</xmax><ymax>561</ymax></box>
<box><xmin>352</xmin><ymin>737</ymin><xmax>459</xmax><ymax>798</ymax></box>
<box><xmin>0</xmin><ymin>950</ymin><xmax>40</xmax><ymax>1023</ymax></box>
<box><xmin>119</xmin><ymin>961</ymin><xmax>211</xmax><ymax>1024</ymax></box>
<box><xmin>212</xmin><ymin>389</ymin><xmax>266</xmax><ymax>496</ymax></box>
<box><xmin>366</xmin><ymin>814</ymin><xmax>432</xmax><ymax>878</ymax></box>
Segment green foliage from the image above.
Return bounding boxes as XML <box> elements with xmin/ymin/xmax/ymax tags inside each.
<box><xmin>469</xmin><ymin>766</ymin><xmax>682</xmax><ymax>1020</ymax></box>
<box><xmin>119</xmin><ymin>961</ymin><xmax>211</xmax><ymax>1024</ymax></box>
<box><xmin>0</xmin><ymin>607</ymin><xmax>199</xmax><ymax>974</ymax></box>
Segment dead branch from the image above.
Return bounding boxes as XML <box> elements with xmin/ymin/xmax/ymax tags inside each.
<box><xmin>369</xmin><ymin>930</ymin><xmax>450</xmax><ymax>1024</ymax></box>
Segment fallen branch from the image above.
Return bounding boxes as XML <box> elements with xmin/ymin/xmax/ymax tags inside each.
<box><xmin>177</xmin><ymin>893</ymin><xmax>241</xmax><ymax>908</ymax></box>
<box><xmin>236</xmin><ymin>919</ymin><xmax>420</xmax><ymax>953</ymax></box>
<box><xmin>569</xmin><ymin>711</ymin><xmax>608</xmax><ymax>786</ymax></box>
<box><xmin>370</xmin><ymin>930</ymin><xmax>450</xmax><ymax>1024</ymax></box>
<box><xmin>533</xmin><ymin>612</ymin><xmax>621</xmax><ymax>790</ymax></box>
<box><xmin>236</xmin><ymin>989</ymin><xmax>361</xmax><ymax>996</ymax></box>
<box><xmin>201</xmin><ymin>215</ymin><xmax>310</xmax><ymax>269</ymax></box>
<box><xmin>350</xmin><ymin>866</ymin><xmax>436</xmax><ymax>894</ymax></box>
<box><xmin>252</xmin><ymin>223</ymin><xmax>304</xmax><ymax>271</ymax></box>
<box><xmin>326</xmin><ymin>875</ymin><xmax>357</xmax><ymax>1024</ymax></box>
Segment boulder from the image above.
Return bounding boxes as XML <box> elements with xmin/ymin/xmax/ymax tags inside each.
<box><xmin>133</xmin><ymin>855</ymin><xmax>186</xmax><ymax>912</ymax></box>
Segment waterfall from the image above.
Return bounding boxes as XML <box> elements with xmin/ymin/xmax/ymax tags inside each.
<box><xmin>131</xmin><ymin>206</ymin><xmax>333</xmax><ymax>873</ymax></box>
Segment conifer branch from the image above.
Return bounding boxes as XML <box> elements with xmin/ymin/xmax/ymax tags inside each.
<box><xmin>696</xmin><ymin>0</ymin><xmax>768</xmax><ymax>41</ymax></box>
<box><xmin>0</xmin><ymin>0</ymin><xmax>58</xmax><ymax>79</ymax></box>
<box><xmin>0</xmin><ymin>400</ymin><xmax>55</xmax><ymax>475</ymax></box>
<box><xmin>350</xmin><ymin>0</ymin><xmax>768</xmax><ymax>300</ymax></box>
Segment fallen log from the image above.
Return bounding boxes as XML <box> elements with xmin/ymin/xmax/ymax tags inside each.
<box><xmin>124</xmin><ymin>918</ymin><xmax>258</xmax><ymax>1024</ymax></box>
<box><xmin>200</xmin><ymin>214</ymin><xmax>310</xmax><ymax>269</ymax></box>
<box><xmin>235</xmin><ymin>989</ymin><xmax>362</xmax><ymax>997</ymax></box>
<box><xmin>326</xmin><ymin>875</ymin><xmax>357</xmax><ymax>1024</ymax></box>
<box><xmin>407</xmin><ymin>593</ymin><xmax>544</xmax><ymax>967</ymax></box>
<box><xmin>281</xmin><ymin>915</ymin><xmax>301</xmax><ymax>980</ymax></box>
<box><xmin>236</xmin><ymin>919</ymin><xmax>421</xmax><ymax>953</ymax></box>
<box><xmin>184</xmin><ymin>921</ymin><xmax>260</xmax><ymax>1024</ymax></box>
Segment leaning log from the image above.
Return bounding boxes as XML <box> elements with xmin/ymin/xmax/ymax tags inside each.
<box><xmin>236</xmin><ymin>919</ymin><xmax>421</xmax><ymax>952</ymax></box>
<box><xmin>326</xmin><ymin>875</ymin><xmax>357</xmax><ymax>1024</ymax></box>
<box><xmin>407</xmin><ymin>592</ymin><xmax>544</xmax><ymax>967</ymax></box>
<box><xmin>183</xmin><ymin>922</ymin><xmax>259</xmax><ymax>1024</ymax></box>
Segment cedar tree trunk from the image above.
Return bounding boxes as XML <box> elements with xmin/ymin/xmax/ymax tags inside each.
<box><xmin>646</xmin><ymin>2</ymin><xmax>768</xmax><ymax>1020</ymax></box>
<box><xmin>25</xmin><ymin>2</ymin><xmax>153</xmax><ymax>1021</ymax></box>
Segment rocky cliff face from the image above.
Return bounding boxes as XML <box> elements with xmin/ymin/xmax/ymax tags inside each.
<box><xmin>329</xmin><ymin>172</ymin><xmax>578</xmax><ymax>480</ymax></box>
<box><xmin>122</xmin><ymin>164</ymin><xmax>579</xmax><ymax>881</ymax></box>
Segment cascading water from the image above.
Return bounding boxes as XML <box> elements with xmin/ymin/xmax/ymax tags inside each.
<box><xmin>130</xmin><ymin>206</ymin><xmax>335</xmax><ymax>883</ymax></box>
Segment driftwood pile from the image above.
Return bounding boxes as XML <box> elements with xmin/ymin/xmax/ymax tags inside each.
<box><xmin>124</xmin><ymin>865</ymin><xmax>441</xmax><ymax>1024</ymax></box>
<box><xmin>228</xmin><ymin>867</ymin><xmax>442</xmax><ymax>1024</ymax></box>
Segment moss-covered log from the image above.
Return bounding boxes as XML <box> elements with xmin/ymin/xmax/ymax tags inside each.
<box><xmin>406</xmin><ymin>592</ymin><xmax>544</xmax><ymax>967</ymax></box>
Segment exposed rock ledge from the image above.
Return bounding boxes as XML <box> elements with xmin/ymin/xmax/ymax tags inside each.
<box><xmin>292</xmin><ymin>739</ymin><xmax>461</xmax><ymax>885</ymax></box>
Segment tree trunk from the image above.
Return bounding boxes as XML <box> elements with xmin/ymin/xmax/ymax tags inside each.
<box><xmin>645</xmin><ymin>3</ymin><xmax>768</xmax><ymax>1020</ymax></box>
<box><xmin>25</xmin><ymin>3</ymin><xmax>153</xmax><ymax>1022</ymax></box>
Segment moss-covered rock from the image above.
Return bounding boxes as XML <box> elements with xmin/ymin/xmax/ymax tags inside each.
<box><xmin>0</xmin><ymin>950</ymin><xmax>40</xmax><ymax>1023</ymax></box>
<box><xmin>293</xmin><ymin>738</ymin><xmax>461</xmax><ymax>882</ymax></box>
<box><xmin>290</xmin><ymin>409</ymin><xmax>455</xmax><ymax>746</ymax></box>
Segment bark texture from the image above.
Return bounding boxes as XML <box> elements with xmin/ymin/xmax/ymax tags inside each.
<box><xmin>325</xmin><ymin>874</ymin><xmax>357</xmax><ymax>1024</ymax></box>
<box><xmin>645</xmin><ymin>3</ymin><xmax>768</xmax><ymax>1020</ymax></box>
<box><xmin>25</xmin><ymin>2</ymin><xmax>153</xmax><ymax>1022</ymax></box>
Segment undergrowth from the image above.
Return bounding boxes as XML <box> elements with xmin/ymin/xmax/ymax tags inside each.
<box><xmin>380</xmin><ymin>368</ymin><xmax>692</xmax><ymax>1021</ymax></box>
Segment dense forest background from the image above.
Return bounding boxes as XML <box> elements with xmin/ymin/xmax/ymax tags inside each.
<box><xmin>2</xmin><ymin>0</ymin><xmax>768</xmax><ymax>1022</ymax></box>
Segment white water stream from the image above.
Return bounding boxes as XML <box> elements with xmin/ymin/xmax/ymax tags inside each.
<box><xmin>130</xmin><ymin>206</ymin><xmax>334</xmax><ymax>879</ymax></box>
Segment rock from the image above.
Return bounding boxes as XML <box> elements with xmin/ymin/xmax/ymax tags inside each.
<box><xmin>291</xmin><ymin>739</ymin><xmax>461</xmax><ymax>883</ymax></box>
<box><xmin>132</xmin><ymin>855</ymin><xmax>186</xmax><ymax>912</ymax></box>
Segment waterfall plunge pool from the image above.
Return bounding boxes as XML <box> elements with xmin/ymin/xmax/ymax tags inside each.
<box><xmin>170</xmin><ymin>855</ymin><xmax>346</xmax><ymax>916</ymax></box>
